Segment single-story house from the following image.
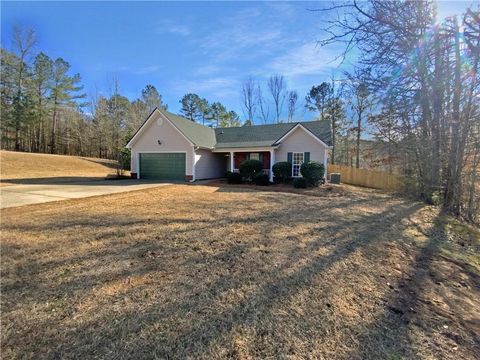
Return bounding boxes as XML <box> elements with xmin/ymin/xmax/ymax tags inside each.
<box><xmin>126</xmin><ymin>108</ymin><xmax>332</xmax><ymax>182</ymax></box>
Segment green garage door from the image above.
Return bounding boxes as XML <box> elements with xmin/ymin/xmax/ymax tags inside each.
<box><xmin>139</xmin><ymin>153</ymin><xmax>186</xmax><ymax>180</ymax></box>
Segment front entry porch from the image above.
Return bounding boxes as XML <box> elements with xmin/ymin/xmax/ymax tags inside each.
<box><xmin>215</xmin><ymin>149</ymin><xmax>276</xmax><ymax>182</ymax></box>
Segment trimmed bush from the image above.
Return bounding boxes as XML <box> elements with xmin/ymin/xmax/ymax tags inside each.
<box><xmin>239</xmin><ymin>159</ymin><xmax>263</xmax><ymax>182</ymax></box>
<box><xmin>272</xmin><ymin>161</ymin><xmax>291</xmax><ymax>183</ymax></box>
<box><xmin>227</xmin><ymin>171</ymin><xmax>243</xmax><ymax>184</ymax></box>
<box><xmin>253</xmin><ymin>173</ymin><xmax>270</xmax><ymax>186</ymax></box>
<box><xmin>300</xmin><ymin>161</ymin><xmax>325</xmax><ymax>187</ymax></box>
<box><xmin>293</xmin><ymin>177</ymin><xmax>308</xmax><ymax>188</ymax></box>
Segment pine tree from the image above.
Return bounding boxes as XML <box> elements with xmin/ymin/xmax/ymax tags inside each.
<box><xmin>219</xmin><ymin>110</ymin><xmax>241</xmax><ymax>128</ymax></box>
<box><xmin>179</xmin><ymin>93</ymin><xmax>202</xmax><ymax>121</ymax></box>
<box><xmin>305</xmin><ymin>82</ymin><xmax>331</xmax><ymax>121</ymax></box>
<box><xmin>141</xmin><ymin>84</ymin><xmax>167</xmax><ymax>113</ymax></box>
<box><xmin>31</xmin><ymin>52</ymin><xmax>53</xmax><ymax>152</ymax></box>
<box><xmin>49</xmin><ymin>58</ymin><xmax>85</xmax><ymax>153</ymax></box>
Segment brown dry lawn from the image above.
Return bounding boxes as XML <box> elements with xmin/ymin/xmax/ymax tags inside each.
<box><xmin>0</xmin><ymin>150</ymin><xmax>120</xmax><ymax>184</ymax></box>
<box><xmin>1</xmin><ymin>184</ymin><xmax>479</xmax><ymax>359</ymax></box>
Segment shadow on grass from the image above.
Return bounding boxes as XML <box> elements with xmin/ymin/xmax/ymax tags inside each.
<box><xmin>0</xmin><ymin>177</ymin><xmax>173</xmax><ymax>186</ymax></box>
<box><xmin>6</xmin><ymin>188</ymin><xmax>476</xmax><ymax>359</ymax></box>
<box><xmin>1</xmin><ymin>193</ymin><xmax>426</xmax><ymax>358</ymax></box>
<box><xmin>346</xmin><ymin>213</ymin><xmax>480</xmax><ymax>359</ymax></box>
<box><xmin>212</xmin><ymin>182</ymin><xmax>370</xmax><ymax>199</ymax></box>
<box><xmin>1</xmin><ymin>176</ymin><xmax>113</xmax><ymax>185</ymax></box>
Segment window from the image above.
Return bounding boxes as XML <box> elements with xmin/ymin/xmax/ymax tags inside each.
<box><xmin>249</xmin><ymin>153</ymin><xmax>260</xmax><ymax>160</ymax></box>
<box><xmin>292</xmin><ymin>152</ymin><xmax>304</xmax><ymax>177</ymax></box>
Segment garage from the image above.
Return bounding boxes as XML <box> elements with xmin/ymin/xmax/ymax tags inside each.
<box><xmin>139</xmin><ymin>153</ymin><xmax>186</xmax><ymax>180</ymax></box>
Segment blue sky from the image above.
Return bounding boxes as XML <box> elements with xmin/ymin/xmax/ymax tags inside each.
<box><xmin>1</xmin><ymin>1</ymin><xmax>474</xmax><ymax>123</ymax></box>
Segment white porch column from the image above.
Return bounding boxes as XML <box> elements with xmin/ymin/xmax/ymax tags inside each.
<box><xmin>230</xmin><ymin>151</ymin><xmax>234</xmax><ymax>172</ymax></box>
<box><xmin>269</xmin><ymin>149</ymin><xmax>275</xmax><ymax>182</ymax></box>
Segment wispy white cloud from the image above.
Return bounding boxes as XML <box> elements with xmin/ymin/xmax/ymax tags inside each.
<box><xmin>170</xmin><ymin>76</ymin><xmax>240</xmax><ymax>99</ymax></box>
<box><xmin>197</xmin><ymin>7</ymin><xmax>284</xmax><ymax>61</ymax></box>
<box><xmin>132</xmin><ymin>65</ymin><xmax>162</xmax><ymax>75</ymax></box>
<box><xmin>269</xmin><ymin>42</ymin><xmax>341</xmax><ymax>78</ymax></box>
<box><xmin>115</xmin><ymin>65</ymin><xmax>130</xmax><ymax>72</ymax></box>
<box><xmin>156</xmin><ymin>20</ymin><xmax>190</xmax><ymax>36</ymax></box>
<box><xmin>265</xmin><ymin>2</ymin><xmax>297</xmax><ymax>19</ymax></box>
<box><xmin>89</xmin><ymin>64</ymin><xmax>131</xmax><ymax>73</ymax></box>
<box><xmin>156</xmin><ymin>5</ymin><xmax>347</xmax><ymax>118</ymax></box>
<box><xmin>193</xmin><ymin>64</ymin><xmax>223</xmax><ymax>76</ymax></box>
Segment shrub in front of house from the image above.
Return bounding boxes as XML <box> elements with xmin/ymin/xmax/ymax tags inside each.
<box><xmin>293</xmin><ymin>177</ymin><xmax>308</xmax><ymax>188</ymax></box>
<box><xmin>300</xmin><ymin>161</ymin><xmax>325</xmax><ymax>186</ymax></box>
<box><xmin>239</xmin><ymin>159</ymin><xmax>263</xmax><ymax>182</ymax></box>
<box><xmin>227</xmin><ymin>171</ymin><xmax>243</xmax><ymax>184</ymax></box>
<box><xmin>253</xmin><ymin>173</ymin><xmax>270</xmax><ymax>186</ymax></box>
<box><xmin>272</xmin><ymin>161</ymin><xmax>291</xmax><ymax>183</ymax></box>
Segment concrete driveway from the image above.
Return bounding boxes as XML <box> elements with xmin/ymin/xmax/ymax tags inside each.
<box><xmin>0</xmin><ymin>179</ymin><xmax>171</xmax><ymax>209</ymax></box>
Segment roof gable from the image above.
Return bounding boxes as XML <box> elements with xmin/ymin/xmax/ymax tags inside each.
<box><xmin>274</xmin><ymin>123</ymin><xmax>332</xmax><ymax>148</ymax></box>
<box><xmin>126</xmin><ymin>108</ymin><xmax>216</xmax><ymax>149</ymax></box>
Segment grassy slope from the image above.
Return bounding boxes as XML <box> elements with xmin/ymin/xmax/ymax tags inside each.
<box><xmin>1</xmin><ymin>185</ymin><xmax>479</xmax><ymax>359</ymax></box>
<box><xmin>0</xmin><ymin>150</ymin><xmax>119</xmax><ymax>181</ymax></box>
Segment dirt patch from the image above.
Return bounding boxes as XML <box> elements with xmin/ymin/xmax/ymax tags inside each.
<box><xmin>1</xmin><ymin>184</ymin><xmax>479</xmax><ymax>359</ymax></box>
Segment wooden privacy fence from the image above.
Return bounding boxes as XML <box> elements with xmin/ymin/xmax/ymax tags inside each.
<box><xmin>328</xmin><ymin>164</ymin><xmax>403</xmax><ymax>191</ymax></box>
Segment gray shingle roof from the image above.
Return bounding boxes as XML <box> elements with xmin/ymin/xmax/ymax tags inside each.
<box><xmin>164</xmin><ymin>111</ymin><xmax>217</xmax><ymax>149</ymax></box>
<box><xmin>166</xmin><ymin>111</ymin><xmax>332</xmax><ymax>148</ymax></box>
<box><xmin>213</xmin><ymin>121</ymin><xmax>332</xmax><ymax>149</ymax></box>
<box><xmin>129</xmin><ymin>108</ymin><xmax>331</xmax><ymax>149</ymax></box>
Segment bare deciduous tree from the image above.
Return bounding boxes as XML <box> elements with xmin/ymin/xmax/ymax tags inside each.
<box><xmin>317</xmin><ymin>0</ymin><xmax>480</xmax><ymax>221</ymax></box>
<box><xmin>347</xmin><ymin>77</ymin><xmax>371</xmax><ymax>169</ymax></box>
<box><xmin>287</xmin><ymin>90</ymin><xmax>298</xmax><ymax>122</ymax></box>
<box><xmin>256</xmin><ymin>85</ymin><xmax>270</xmax><ymax>124</ymax></box>
<box><xmin>267</xmin><ymin>74</ymin><xmax>287</xmax><ymax>123</ymax></box>
<box><xmin>241</xmin><ymin>77</ymin><xmax>257</xmax><ymax>123</ymax></box>
<box><xmin>11</xmin><ymin>26</ymin><xmax>36</xmax><ymax>150</ymax></box>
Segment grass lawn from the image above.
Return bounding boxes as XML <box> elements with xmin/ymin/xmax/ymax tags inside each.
<box><xmin>0</xmin><ymin>150</ymin><xmax>121</xmax><ymax>184</ymax></box>
<box><xmin>1</xmin><ymin>184</ymin><xmax>479</xmax><ymax>359</ymax></box>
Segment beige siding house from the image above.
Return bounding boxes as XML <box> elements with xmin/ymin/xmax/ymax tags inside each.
<box><xmin>126</xmin><ymin>108</ymin><xmax>332</xmax><ymax>181</ymax></box>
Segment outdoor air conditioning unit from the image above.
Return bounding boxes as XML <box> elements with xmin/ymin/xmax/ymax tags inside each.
<box><xmin>330</xmin><ymin>173</ymin><xmax>341</xmax><ymax>184</ymax></box>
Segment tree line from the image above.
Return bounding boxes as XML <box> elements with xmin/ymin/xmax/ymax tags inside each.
<box><xmin>0</xmin><ymin>27</ymin><xmax>166</xmax><ymax>161</ymax></box>
<box><xmin>178</xmin><ymin>74</ymin><xmax>299</xmax><ymax>127</ymax></box>
<box><xmin>178</xmin><ymin>93</ymin><xmax>240</xmax><ymax>127</ymax></box>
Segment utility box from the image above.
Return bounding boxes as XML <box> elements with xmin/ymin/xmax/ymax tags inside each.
<box><xmin>330</xmin><ymin>173</ymin><xmax>341</xmax><ymax>184</ymax></box>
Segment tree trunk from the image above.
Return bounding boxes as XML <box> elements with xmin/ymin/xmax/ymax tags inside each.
<box><xmin>15</xmin><ymin>126</ymin><xmax>20</xmax><ymax>151</ymax></box>
<box><xmin>331</xmin><ymin>114</ymin><xmax>336</xmax><ymax>165</ymax></box>
<box><xmin>444</xmin><ymin>19</ymin><xmax>463</xmax><ymax>214</ymax></box>
<box><xmin>50</xmin><ymin>105</ymin><xmax>57</xmax><ymax>154</ymax></box>
<box><xmin>356</xmin><ymin>111</ymin><xmax>361</xmax><ymax>168</ymax></box>
<box><xmin>431</xmin><ymin>29</ymin><xmax>443</xmax><ymax>191</ymax></box>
